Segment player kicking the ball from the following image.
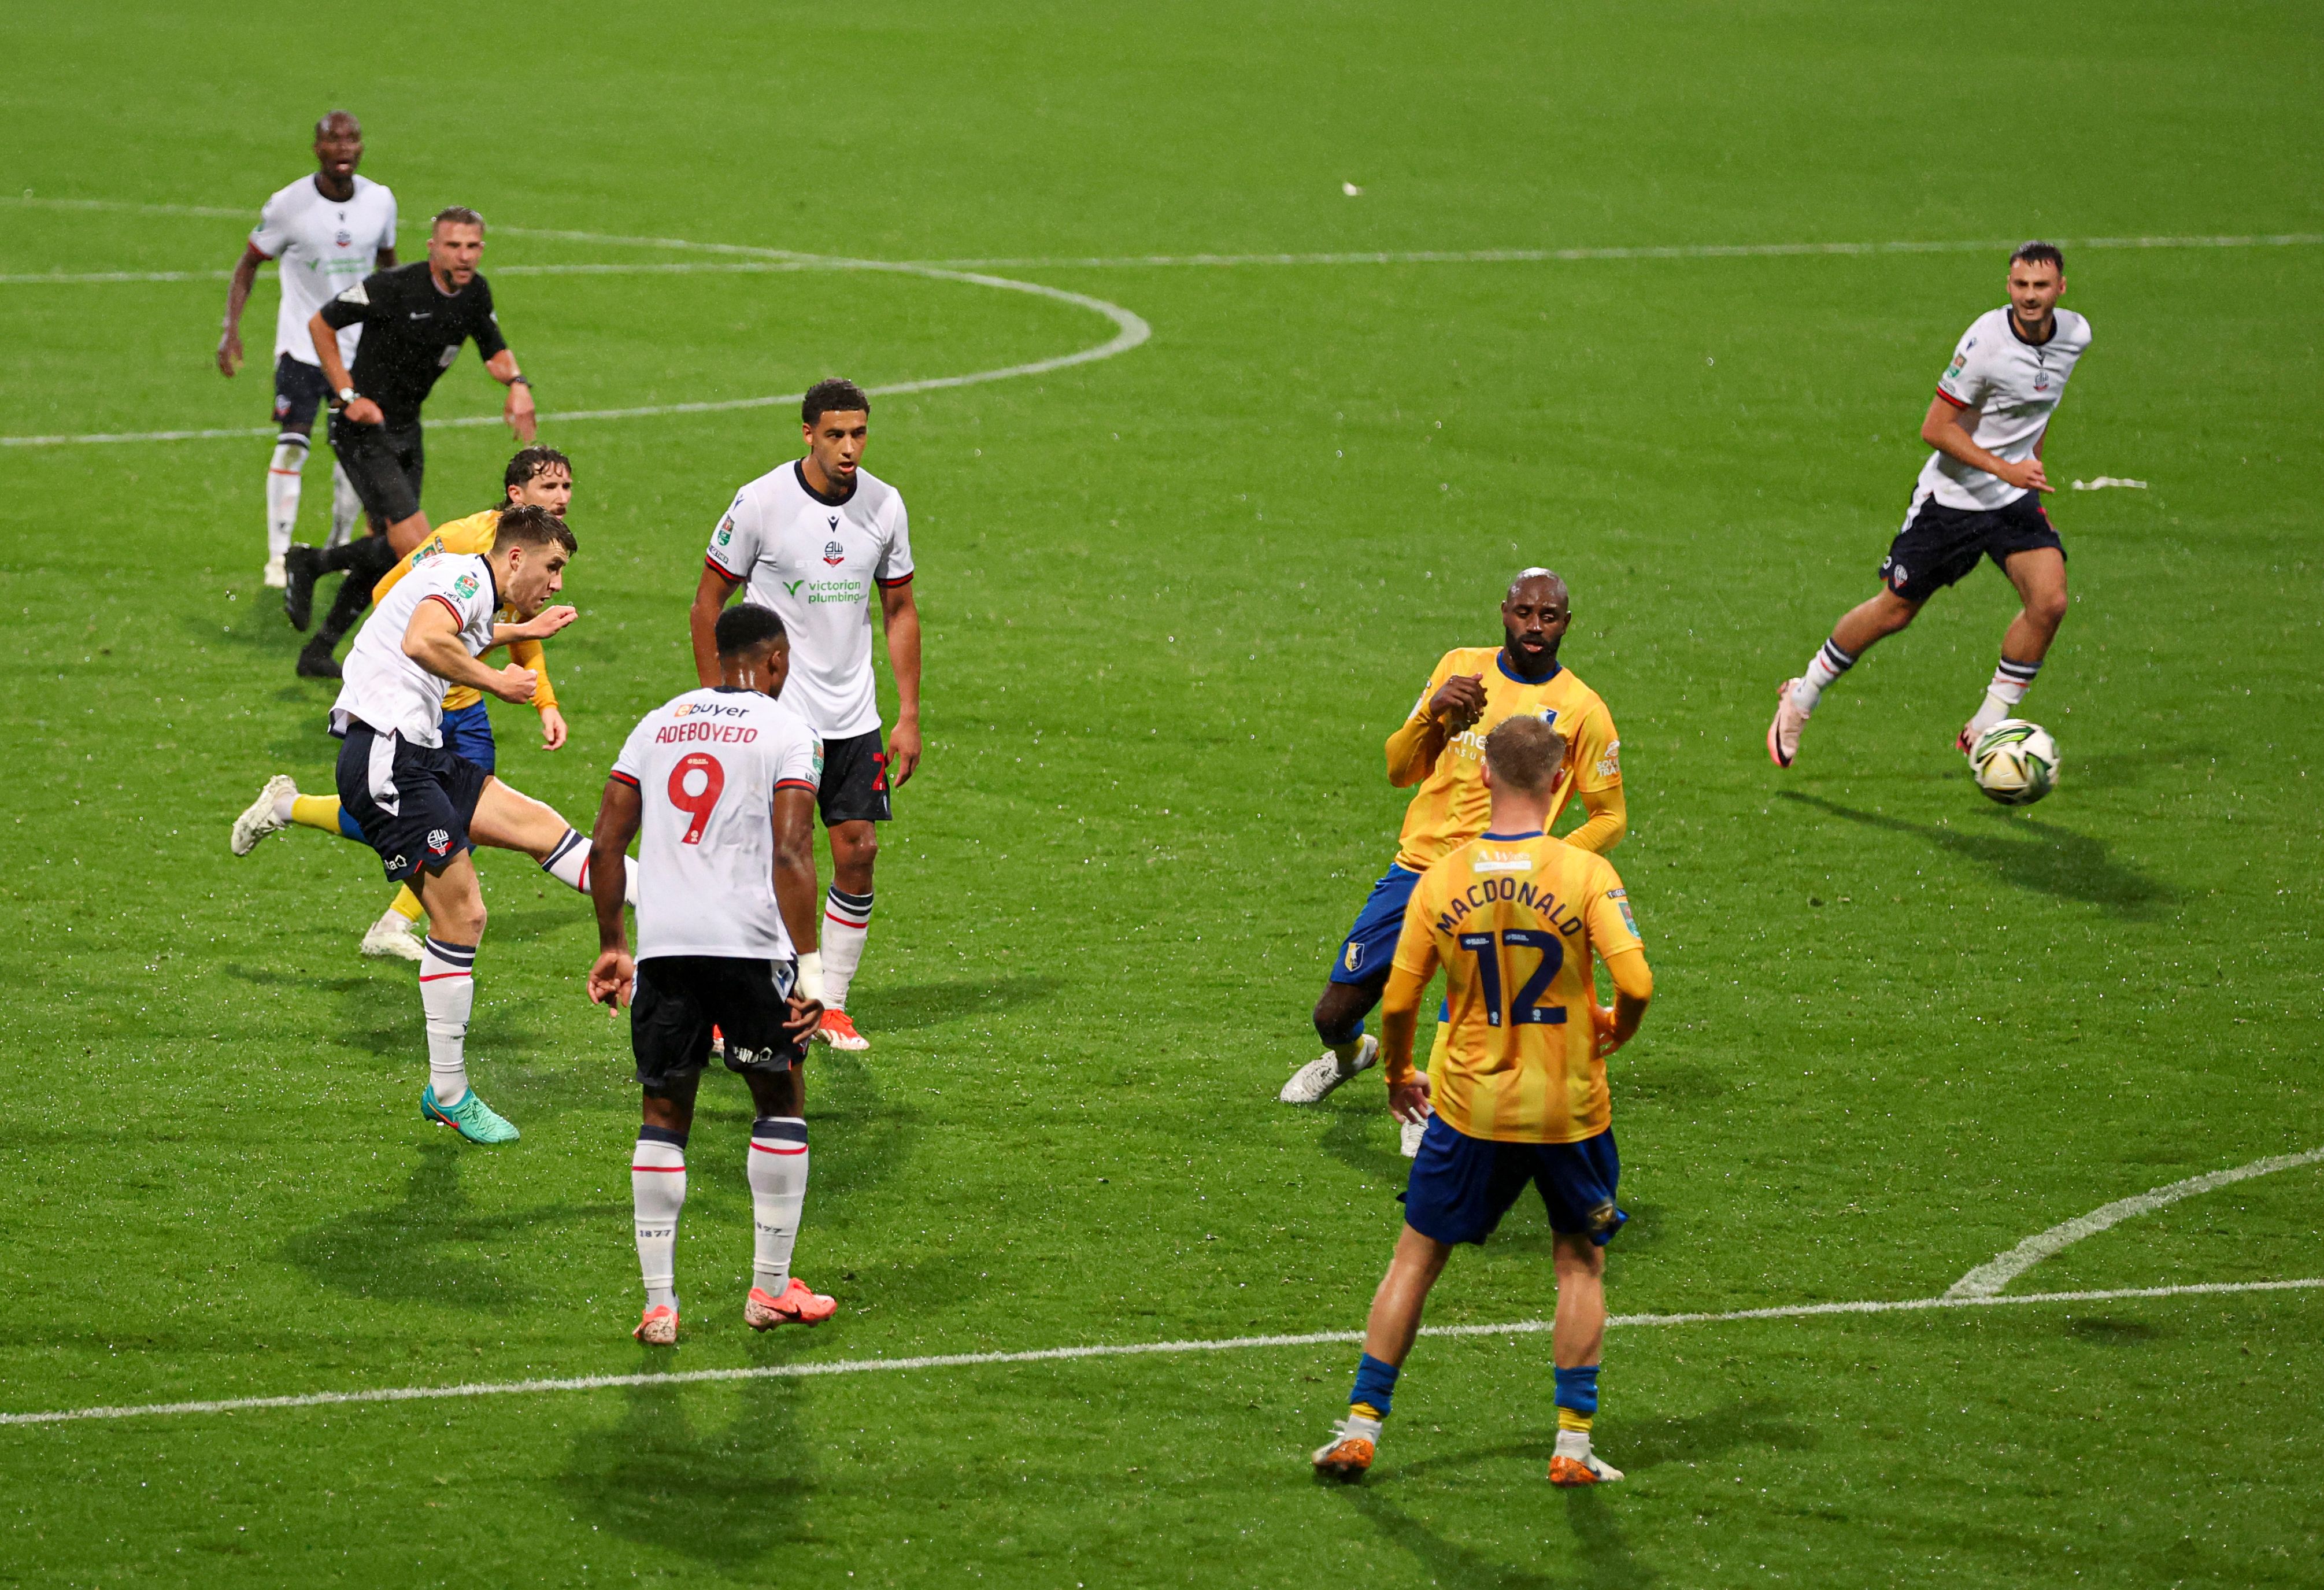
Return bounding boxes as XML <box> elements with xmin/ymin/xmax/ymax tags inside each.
<box><xmin>1311</xmin><ymin>717</ymin><xmax>1653</xmax><ymax>1486</ymax></box>
<box><xmin>1769</xmin><ymin>242</ymin><xmax>2092</xmax><ymax>767</ymax></box>
<box><xmin>689</xmin><ymin>378</ymin><xmax>921</xmax><ymax>1053</ymax></box>
<box><xmin>1284</xmin><ymin>568</ymin><xmax>1625</xmax><ymax>1111</ymax></box>
<box><xmin>587</xmin><ymin>604</ymin><xmax>837</xmax><ymax>1344</ymax></box>
<box><xmin>325</xmin><ymin>504</ymin><xmax>582</xmax><ymax>1144</ymax></box>
<box><xmin>229</xmin><ymin>447</ymin><xmax>597</xmax><ymax>960</ymax></box>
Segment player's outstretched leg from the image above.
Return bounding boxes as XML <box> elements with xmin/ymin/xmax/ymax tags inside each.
<box><xmin>469</xmin><ymin>779</ymin><xmax>639</xmax><ymax>908</ymax></box>
<box><xmin>1771</xmin><ymin>591</ymin><xmax>1920</xmax><ymax>768</ymax></box>
<box><xmin>230</xmin><ymin>774</ymin><xmax>301</xmax><ymax>855</ymax></box>
<box><xmin>1284</xmin><ymin>980</ymin><xmax>1382</xmax><ymax>1104</ymax></box>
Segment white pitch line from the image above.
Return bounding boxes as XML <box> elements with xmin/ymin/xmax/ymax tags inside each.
<box><xmin>2</xmin><ymin>1276</ymin><xmax>2315</xmax><ymax>1431</ymax></box>
<box><xmin>1945</xmin><ymin>1147</ymin><xmax>2324</xmax><ymax>1299</ymax></box>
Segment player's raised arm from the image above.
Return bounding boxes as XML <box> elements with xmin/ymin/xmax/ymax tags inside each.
<box><xmin>689</xmin><ymin>563</ymin><xmax>742</xmax><ymax>688</ymax></box>
<box><xmin>404</xmin><ymin>597</ymin><xmax>537</xmax><ymax>702</ymax></box>
<box><xmin>586</xmin><ymin>776</ymin><xmax>643</xmax><ymax>1007</ymax></box>
<box><xmin>1386</xmin><ymin>664</ymin><xmax>1484</xmax><ymax>787</ymax></box>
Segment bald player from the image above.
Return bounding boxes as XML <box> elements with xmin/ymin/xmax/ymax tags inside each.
<box><xmin>1282</xmin><ymin>568</ymin><xmax>1627</xmax><ymax>1111</ymax></box>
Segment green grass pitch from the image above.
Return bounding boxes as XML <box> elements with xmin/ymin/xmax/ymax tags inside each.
<box><xmin>3</xmin><ymin>2</ymin><xmax>2322</xmax><ymax>1583</ymax></box>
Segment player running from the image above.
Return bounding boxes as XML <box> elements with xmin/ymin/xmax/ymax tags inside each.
<box><xmin>1769</xmin><ymin>243</ymin><xmax>2092</xmax><ymax>767</ymax></box>
<box><xmin>587</xmin><ymin>604</ymin><xmax>837</xmax><ymax>1344</ymax></box>
<box><xmin>688</xmin><ymin>378</ymin><xmax>920</xmax><ymax>1053</ymax></box>
<box><xmin>1310</xmin><ymin>716</ymin><xmax>1653</xmax><ymax>1486</ymax></box>
<box><xmin>324</xmin><ymin>504</ymin><xmax>582</xmax><ymax>1144</ymax></box>
<box><xmin>217</xmin><ymin>110</ymin><xmax>394</xmax><ymax>589</ymax></box>
<box><xmin>283</xmin><ymin>205</ymin><xmax>538</xmax><ymax>682</ymax></box>
<box><xmin>231</xmin><ymin>446</ymin><xmax>588</xmax><ymax>960</ymax></box>
<box><xmin>1283</xmin><ymin>568</ymin><xmax>1625</xmax><ymax>1111</ymax></box>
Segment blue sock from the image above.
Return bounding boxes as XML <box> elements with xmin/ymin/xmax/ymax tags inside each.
<box><xmin>1350</xmin><ymin>1352</ymin><xmax>1400</xmax><ymax>1419</ymax></box>
<box><xmin>1553</xmin><ymin>1364</ymin><xmax>1600</xmax><ymax>1418</ymax></box>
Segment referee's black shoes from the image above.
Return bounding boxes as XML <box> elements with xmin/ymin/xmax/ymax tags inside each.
<box><xmin>282</xmin><ymin>544</ymin><xmax>321</xmax><ymax>631</ymax></box>
<box><xmin>295</xmin><ymin>636</ymin><xmax>342</xmax><ymax>681</ymax></box>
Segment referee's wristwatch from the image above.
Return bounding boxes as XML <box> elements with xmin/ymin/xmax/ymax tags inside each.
<box><xmin>335</xmin><ymin>386</ymin><xmax>357</xmax><ymax>408</ymax></box>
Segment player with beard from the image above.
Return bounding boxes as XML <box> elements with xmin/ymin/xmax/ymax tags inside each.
<box><xmin>688</xmin><ymin>379</ymin><xmax>921</xmax><ymax>1053</ymax></box>
<box><xmin>1282</xmin><ymin>570</ymin><xmax>1627</xmax><ymax>1117</ymax></box>
<box><xmin>216</xmin><ymin>110</ymin><xmax>395</xmax><ymax>588</ymax></box>
<box><xmin>282</xmin><ymin>205</ymin><xmax>538</xmax><ymax>682</ymax></box>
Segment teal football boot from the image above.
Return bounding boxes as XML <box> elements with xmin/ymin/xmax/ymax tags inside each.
<box><xmin>421</xmin><ymin>1084</ymin><xmax>520</xmax><ymax>1144</ymax></box>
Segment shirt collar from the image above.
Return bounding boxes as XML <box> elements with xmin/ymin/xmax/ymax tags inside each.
<box><xmin>1480</xmin><ymin>830</ymin><xmax>1545</xmax><ymax>841</ymax></box>
<box><xmin>793</xmin><ymin>458</ymin><xmax>856</xmax><ymax>508</ymax></box>
<box><xmin>1497</xmin><ymin>650</ymin><xmax>1561</xmax><ymax>684</ymax></box>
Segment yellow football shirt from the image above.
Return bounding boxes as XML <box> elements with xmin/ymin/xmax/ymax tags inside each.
<box><xmin>1384</xmin><ymin>831</ymin><xmax>1645</xmax><ymax>1144</ymax></box>
<box><xmin>1387</xmin><ymin>649</ymin><xmax>1620</xmax><ymax>872</ymax></box>
<box><xmin>372</xmin><ymin>508</ymin><xmax>557</xmax><ymax>711</ymax></box>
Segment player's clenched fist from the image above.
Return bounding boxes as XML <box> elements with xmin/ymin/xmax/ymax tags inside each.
<box><xmin>1429</xmin><ymin>673</ymin><xmax>1488</xmax><ymax>734</ymax></box>
<box><xmin>487</xmin><ymin>664</ymin><xmax>541</xmax><ymax>704</ymax></box>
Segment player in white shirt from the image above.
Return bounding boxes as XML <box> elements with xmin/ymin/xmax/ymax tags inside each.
<box><xmin>217</xmin><ymin>111</ymin><xmax>397</xmax><ymax>588</ymax></box>
<box><xmin>587</xmin><ymin>604</ymin><xmax>838</xmax><ymax>1344</ymax></box>
<box><xmin>328</xmin><ymin>505</ymin><xmax>602</xmax><ymax>1145</ymax></box>
<box><xmin>1769</xmin><ymin>243</ymin><xmax>2093</xmax><ymax>767</ymax></box>
<box><xmin>689</xmin><ymin>378</ymin><xmax>922</xmax><ymax>1053</ymax></box>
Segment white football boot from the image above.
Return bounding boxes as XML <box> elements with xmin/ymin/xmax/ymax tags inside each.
<box><xmin>231</xmin><ymin>774</ymin><xmax>298</xmax><ymax>855</ymax></box>
<box><xmin>1767</xmin><ymin>680</ymin><xmax>1808</xmax><ymax>768</ymax></box>
<box><xmin>1400</xmin><ymin>1113</ymin><xmax>1427</xmax><ymax>1158</ymax></box>
<box><xmin>360</xmin><ymin>911</ymin><xmax>425</xmax><ymax>962</ymax></box>
<box><xmin>263</xmin><ymin>554</ymin><xmax>288</xmax><ymax>590</ymax></box>
<box><xmin>1281</xmin><ymin>1034</ymin><xmax>1378</xmax><ymax>1104</ymax></box>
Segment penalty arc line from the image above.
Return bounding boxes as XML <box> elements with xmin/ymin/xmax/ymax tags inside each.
<box><xmin>2</xmin><ymin>1275</ymin><xmax>2316</xmax><ymax>1430</ymax></box>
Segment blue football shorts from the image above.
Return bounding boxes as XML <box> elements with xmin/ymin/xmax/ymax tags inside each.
<box><xmin>1401</xmin><ymin>1116</ymin><xmax>1626</xmax><ymax>1247</ymax></box>
<box><xmin>439</xmin><ymin>700</ymin><xmax>497</xmax><ymax>775</ymax></box>
<box><xmin>1328</xmin><ymin>862</ymin><xmax>1423</xmax><ymax>986</ymax></box>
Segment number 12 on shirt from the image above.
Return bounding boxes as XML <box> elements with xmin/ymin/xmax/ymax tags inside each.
<box><xmin>1456</xmin><ymin>930</ymin><xmax>1568</xmax><ymax>1027</ymax></box>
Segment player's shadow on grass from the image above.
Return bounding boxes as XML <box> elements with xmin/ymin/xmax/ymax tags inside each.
<box><xmin>558</xmin><ymin>1374</ymin><xmax>811</xmax><ymax>1565</ymax></box>
<box><xmin>280</xmin><ymin>1137</ymin><xmax>612</xmax><ymax>1311</ymax></box>
<box><xmin>1334</xmin><ymin>1441</ymin><xmax>1652</xmax><ymax>1589</ymax></box>
<box><xmin>1776</xmin><ymin>792</ymin><xmax>2167</xmax><ymax>914</ymax></box>
<box><xmin>1610</xmin><ymin>1395</ymin><xmax>1817</xmax><ymax>1473</ymax></box>
<box><xmin>853</xmin><ymin>973</ymin><xmax>1060</xmax><ymax>1035</ymax></box>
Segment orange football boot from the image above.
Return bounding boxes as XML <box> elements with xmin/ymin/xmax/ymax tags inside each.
<box><xmin>745</xmin><ymin>1278</ymin><xmax>838</xmax><ymax>1328</ymax></box>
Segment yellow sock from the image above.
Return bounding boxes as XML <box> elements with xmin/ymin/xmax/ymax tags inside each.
<box><xmin>290</xmin><ymin>794</ymin><xmax>343</xmax><ymax>834</ymax></box>
<box><xmin>388</xmin><ymin>885</ymin><xmax>424</xmax><ymax>924</ymax></box>
<box><xmin>1557</xmin><ymin>1409</ymin><xmax>1593</xmax><ymax>1434</ymax></box>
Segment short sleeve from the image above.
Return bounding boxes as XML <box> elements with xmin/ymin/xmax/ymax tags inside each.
<box><xmin>1389</xmin><ymin>871</ymin><xmax>1443</xmax><ymax>979</ymax></box>
<box><xmin>1935</xmin><ymin>324</ymin><xmax>1989</xmax><ymax>409</ymax></box>
<box><xmin>705</xmin><ymin>491</ymin><xmax>758</xmax><ymax>580</ymax></box>
<box><xmin>318</xmin><ymin>274</ymin><xmax>379</xmax><ymax>331</ymax></box>
<box><xmin>378</xmin><ymin>188</ymin><xmax>398</xmax><ymax>250</ymax></box>
<box><xmin>471</xmin><ymin>279</ymin><xmax>509</xmax><ymax>360</ymax></box>
<box><xmin>774</xmin><ymin>728</ymin><xmax>823</xmax><ymax>793</ymax></box>
<box><xmin>875</xmin><ymin>497</ymin><xmax>915</xmax><ymax>587</ymax></box>
<box><xmin>250</xmin><ymin>193</ymin><xmax>290</xmax><ymax>259</ymax></box>
<box><xmin>1570</xmin><ymin>701</ymin><xmax>1623</xmax><ymax>792</ymax></box>
<box><xmin>610</xmin><ymin>717</ymin><xmax>653</xmax><ymax>787</ymax></box>
<box><xmin>1583</xmin><ymin>857</ymin><xmax>1644</xmax><ymax>960</ymax></box>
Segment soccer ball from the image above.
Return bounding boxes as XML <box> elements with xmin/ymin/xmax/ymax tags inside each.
<box><xmin>1969</xmin><ymin>719</ymin><xmax>2060</xmax><ymax>806</ymax></box>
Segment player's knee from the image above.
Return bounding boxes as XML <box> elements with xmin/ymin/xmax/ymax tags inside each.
<box><xmin>2031</xmin><ymin>586</ymin><xmax>2068</xmax><ymax>628</ymax></box>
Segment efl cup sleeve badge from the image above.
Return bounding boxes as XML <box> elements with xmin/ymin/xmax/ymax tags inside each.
<box><xmin>454</xmin><ymin>573</ymin><xmax>480</xmax><ymax>600</ymax></box>
<box><xmin>715</xmin><ymin>517</ymin><xmax>734</xmax><ymax>548</ymax></box>
<box><xmin>1608</xmin><ymin>888</ymin><xmax>1640</xmax><ymax>939</ymax></box>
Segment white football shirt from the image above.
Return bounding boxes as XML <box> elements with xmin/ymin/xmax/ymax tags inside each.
<box><xmin>704</xmin><ymin>461</ymin><xmax>913</xmax><ymax>739</ymax></box>
<box><xmin>611</xmin><ymin>688</ymin><xmax>823</xmax><ymax>961</ymax></box>
<box><xmin>330</xmin><ymin>554</ymin><xmax>498</xmax><ymax>746</ymax></box>
<box><xmin>1915</xmin><ymin>306</ymin><xmax>2093</xmax><ymax>512</ymax></box>
<box><xmin>250</xmin><ymin>173</ymin><xmax>398</xmax><ymax>367</ymax></box>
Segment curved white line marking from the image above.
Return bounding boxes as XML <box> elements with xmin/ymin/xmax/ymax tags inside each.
<box><xmin>0</xmin><ymin>204</ymin><xmax>1150</xmax><ymax>449</ymax></box>
<box><xmin>1945</xmin><ymin>1147</ymin><xmax>2324</xmax><ymax>1300</ymax></box>
<box><xmin>3</xmin><ymin>1276</ymin><xmax>2316</xmax><ymax>1429</ymax></box>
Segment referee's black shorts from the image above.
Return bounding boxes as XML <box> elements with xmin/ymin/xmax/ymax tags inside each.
<box><xmin>329</xmin><ymin>412</ymin><xmax>425</xmax><ymax>529</ymax></box>
<box><xmin>1878</xmin><ymin>490</ymin><xmax>2063</xmax><ymax>605</ymax></box>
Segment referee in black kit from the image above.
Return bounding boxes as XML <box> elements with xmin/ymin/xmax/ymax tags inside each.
<box><xmin>281</xmin><ymin>204</ymin><xmax>538</xmax><ymax>680</ymax></box>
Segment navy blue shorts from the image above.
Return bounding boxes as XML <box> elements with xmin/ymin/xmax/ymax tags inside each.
<box><xmin>1880</xmin><ymin>489</ymin><xmax>2064</xmax><ymax>604</ymax></box>
<box><xmin>440</xmin><ymin>700</ymin><xmax>497</xmax><ymax>774</ymax></box>
<box><xmin>1329</xmin><ymin>863</ymin><xmax>1422</xmax><ymax>986</ymax></box>
<box><xmin>1401</xmin><ymin>1116</ymin><xmax>1626</xmax><ymax>1247</ymax></box>
<box><xmin>334</xmin><ymin>721</ymin><xmax>491</xmax><ymax>884</ymax></box>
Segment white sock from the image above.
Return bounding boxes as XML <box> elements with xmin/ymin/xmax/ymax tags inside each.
<box><xmin>541</xmin><ymin>828</ymin><xmax>591</xmax><ymax>893</ymax></box>
<box><xmin>821</xmin><ymin>888</ymin><xmax>874</xmax><ymax>1010</ymax></box>
<box><xmin>272</xmin><ymin>784</ymin><xmax>299</xmax><ymax>824</ymax></box>
<box><xmin>748</xmin><ymin>1116</ymin><xmax>809</xmax><ymax>1295</ymax></box>
<box><xmin>632</xmin><ymin>1130</ymin><xmax>687</xmax><ymax>1311</ymax></box>
<box><xmin>1554</xmin><ymin>1428</ymin><xmax>1592</xmax><ymax>1461</ymax></box>
<box><xmin>266</xmin><ymin>438</ymin><xmax>308</xmax><ymax>558</ymax></box>
<box><xmin>328</xmin><ymin>461</ymin><xmax>361</xmax><ymax>549</ymax></box>
<box><xmin>419</xmin><ymin>937</ymin><xmax>476</xmax><ymax>1105</ymax></box>
<box><xmin>1789</xmin><ymin>638</ymin><xmax>1856</xmax><ymax>715</ymax></box>
<box><xmin>1967</xmin><ymin>656</ymin><xmax>2041</xmax><ymax>737</ymax></box>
